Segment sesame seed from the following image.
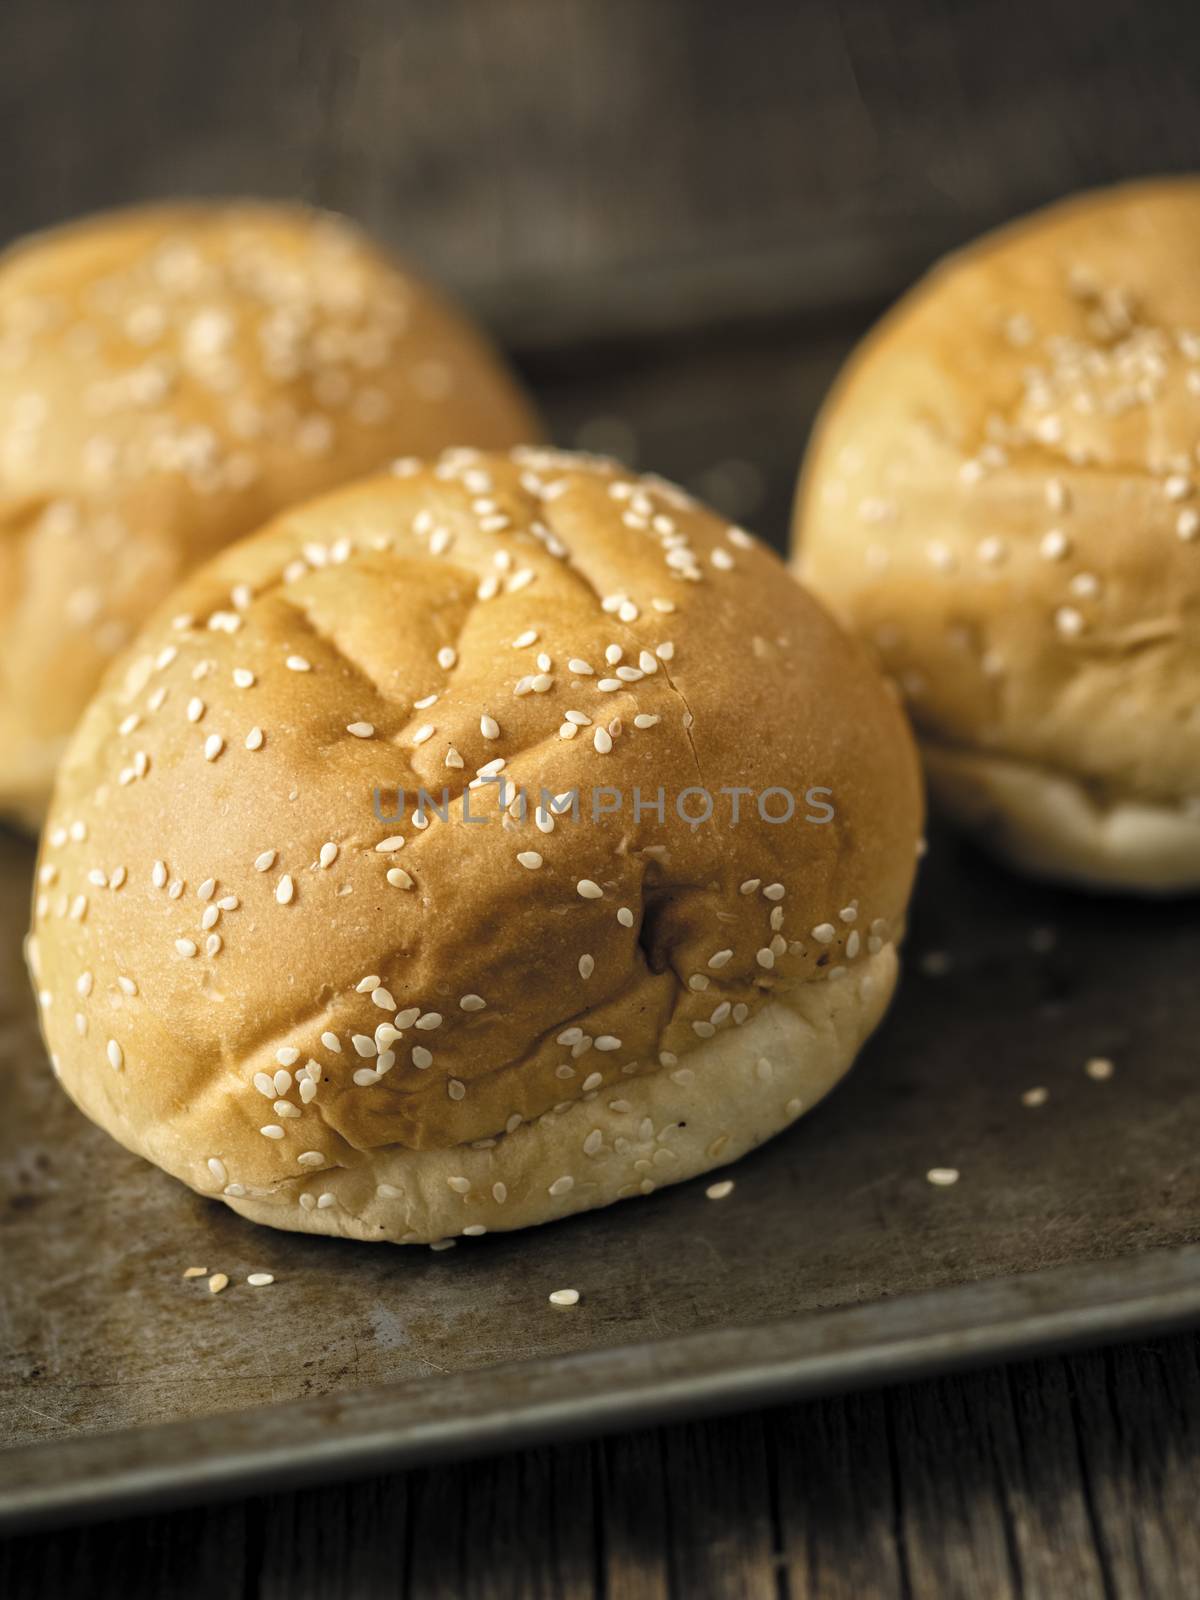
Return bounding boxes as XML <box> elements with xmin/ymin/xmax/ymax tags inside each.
<box><xmin>412</xmin><ymin>724</ymin><xmax>435</xmax><ymax>745</ymax></box>
<box><xmin>706</xmin><ymin>1180</ymin><xmax>734</xmax><ymax>1200</ymax></box>
<box><xmin>548</xmin><ymin>1289</ymin><xmax>580</xmax><ymax>1307</ymax></box>
<box><xmin>182</xmin><ymin>1267</ymin><xmax>207</xmax><ymax>1279</ymax></box>
<box><xmin>1022</xmin><ymin>1087</ymin><xmax>1049</xmax><ymax>1107</ymax></box>
<box><xmin>480</xmin><ymin>714</ymin><xmax>500</xmax><ymax>739</ymax></box>
<box><xmin>548</xmin><ymin>1175</ymin><xmax>575</xmax><ymax>1196</ymax></box>
<box><xmin>286</xmin><ymin>656</ymin><xmax>312</xmax><ymax>672</ymax></box>
<box><xmin>517</xmin><ymin>851</ymin><xmax>543</xmax><ymax>869</ymax></box>
<box><xmin>412</xmin><ymin>1046</ymin><xmax>433</xmax><ymax>1069</ymax></box>
<box><xmin>106</xmin><ymin>1039</ymin><xmax>124</xmax><ymax>1071</ymax></box>
<box><xmin>577</xmin><ymin>878</ymin><xmax>603</xmax><ymax>899</ymax></box>
<box><xmin>593</xmin><ymin>727</ymin><xmax>613</xmax><ymax>754</ymax></box>
<box><xmin>1085</xmin><ymin>1056</ymin><xmax>1115</xmax><ymax>1080</ymax></box>
<box><xmin>387</xmin><ymin>867</ymin><xmax>414</xmax><ymax>889</ymax></box>
<box><xmin>926</xmin><ymin>1167</ymin><xmax>960</xmax><ymax>1187</ymax></box>
<box><xmin>260</xmin><ymin>1125</ymin><xmax>285</xmax><ymax>1140</ymax></box>
<box><xmin>255</xmin><ymin>850</ymin><xmax>277</xmax><ymax>872</ymax></box>
<box><xmin>347</xmin><ymin>721</ymin><xmax>375</xmax><ymax>738</ymax></box>
<box><xmin>318</xmin><ymin>842</ymin><xmax>338</xmax><ymax>868</ymax></box>
<box><xmin>617</xmin><ymin>907</ymin><xmax>634</xmax><ymax>927</ymax></box>
<box><xmin>1055</xmin><ymin>606</ymin><xmax>1085</xmax><ymax>638</ymax></box>
<box><xmin>207</xmin><ymin>1157</ymin><xmax>227</xmax><ymax>1184</ymax></box>
<box><xmin>245</xmin><ymin>727</ymin><xmax>265</xmax><ymax>751</ymax></box>
<box><xmin>276</xmin><ymin>875</ymin><xmax>294</xmax><ymax>905</ymax></box>
<box><xmin>579</xmin><ymin>954</ymin><xmax>595</xmax><ymax>978</ymax></box>
<box><xmin>246</xmin><ymin>1273</ymin><xmax>274</xmax><ymax>1287</ymax></box>
<box><xmin>208</xmin><ymin>1273</ymin><xmax>229</xmax><ymax>1294</ymax></box>
<box><xmin>203</xmin><ymin>734</ymin><xmax>225</xmax><ymax>761</ymax></box>
<box><xmin>175</xmin><ymin>938</ymin><xmax>198</xmax><ymax>958</ymax></box>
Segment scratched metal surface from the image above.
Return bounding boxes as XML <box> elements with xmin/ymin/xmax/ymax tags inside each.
<box><xmin>3</xmin><ymin>798</ymin><xmax>1200</xmax><ymax>1470</ymax></box>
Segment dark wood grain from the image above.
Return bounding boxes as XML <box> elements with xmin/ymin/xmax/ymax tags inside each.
<box><xmin>2</xmin><ymin>0</ymin><xmax>1200</xmax><ymax>339</ymax></box>
<box><xmin>5</xmin><ymin>1335</ymin><xmax>1200</xmax><ymax>1597</ymax></box>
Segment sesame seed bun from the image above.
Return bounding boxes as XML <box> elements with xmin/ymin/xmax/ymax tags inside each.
<box><xmin>792</xmin><ymin>178</ymin><xmax>1200</xmax><ymax>892</ymax></box>
<box><xmin>28</xmin><ymin>447</ymin><xmax>921</xmax><ymax>1245</ymax></box>
<box><xmin>0</xmin><ymin>201</ymin><xmax>542</xmax><ymax>828</ymax></box>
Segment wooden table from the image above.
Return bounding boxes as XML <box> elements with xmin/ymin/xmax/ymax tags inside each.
<box><xmin>3</xmin><ymin>1330</ymin><xmax>1198</xmax><ymax>1596</ymax></box>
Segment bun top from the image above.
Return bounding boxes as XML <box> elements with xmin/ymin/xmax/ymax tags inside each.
<box><xmin>31</xmin><ymin>448</ymin><xmax>920</xmax><ymax>1197</ymax></box>
<box><xmin>794</xmin><ymin>178</ymin><xmax>1200</xmax><ymax>812</ymax></box>
<box><xmin>0</xmin><ymin>201</ymin><xmax>541</xmax><ymax>822</ymax></box>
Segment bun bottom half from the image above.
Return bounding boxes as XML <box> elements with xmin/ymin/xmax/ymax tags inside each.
<box><xmin>190</xmin><ymin>950</ymin><xmax>897</xmax><ymax>1245</ymax></box>
<box><xmin>924</xmin><ymin>745</ymin><xmax>1200</xmax><ymax>894</ymax></box>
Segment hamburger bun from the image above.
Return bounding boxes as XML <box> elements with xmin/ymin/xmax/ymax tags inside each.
<box><xmin>793</xmin><ymin>178</ymin><xmax>1200</xmax><ymax>892</ymax></box>
<box><xmin>28</xmin><ymin>447</ymin><xmax>921</xmax><ymax>1244</ymax></box>
<box><xmin>0</xmin><ymin>201</ymin><xmax>541</xmax><ymax>827</ymax></box>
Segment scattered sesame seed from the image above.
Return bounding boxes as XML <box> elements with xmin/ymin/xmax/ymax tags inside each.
<box><xmin>548</xmin><ymin>1288</ymin><xmax>580</xmax><ymax>1307</ymax></box>
<box><xmin>706</xmin><ymin>1180</ymin><xmax>734</xmax><ymax>1200</ymax></box>
<box><xmin>182</xmin><ymin>1267</ymin><xmax>207</xmax><ymax>1279</ymax></box>
<box><xmin>926</xmin><ymin>1168</ymin><xmax>960</xmax><ymax>1187</ymax></box>
<box><xmin>347</xmin><ymin>721</ymin><xmax>375</xmax><ymax>738</ymax></box>
<box><xmin>577</xmin><ymin>878</ymin><xmax>603</xmax><ymax>899</ymax></box>
<box><xmin>247</xmin><ymin>1273</ymin><xmax>275</xmax><ymax>1287</ymax></box>
<box><xmin>275</xmin><ymin>875</ymin><xmax>294</xmax><ymax>905</ymax></box>
<box><xmin>1022</xmin><ymin>1087</ymin><xmax>1049</xmax><ymax>1107</ymax></box>
<box><xmin>1085</xmin><ymin>1057</ymin><xmax>1115</xmax><ymax>1080</ymax></box>
<box><xmin>286</xmin><ymin>656</ymin><xmax>311</xmax><ymax>672</ymax></box>
<box><xmin>208</xmin><ymin>1273</ymin><xmax>229</xmax><ymax>1294</ymax></box>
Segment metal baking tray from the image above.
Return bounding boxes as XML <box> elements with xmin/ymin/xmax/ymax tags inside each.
<box><xmin>3</xmin><ymin>811</ymin><xmax>1199</xmax><ymax>1532</ymax></box>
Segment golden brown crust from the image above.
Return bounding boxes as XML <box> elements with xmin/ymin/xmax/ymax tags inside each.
<box><xmin>793</xmin><ymin>178</ymin><xmax>1200</xmax><ymax>888</ymax></box>
<box><xmin>0</xmin><ymin>201</ymin><xmax>542</xmax><ymax>823</ymax></box>
<box><xmin>29</xmin><ymin>447</ymin><xmax>921</xmax><ymax>1242</ymax></box>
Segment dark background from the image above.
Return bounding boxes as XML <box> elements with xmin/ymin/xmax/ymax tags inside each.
<box><xmin>7</xmin><ymin>0</ymin><xmax>1200</xmax><ymax>548</ymax></box>
<box><xmin>5</xmin><ymin>2</ymin><xmax>1200</xmax><ymax>1594</ymax></box>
